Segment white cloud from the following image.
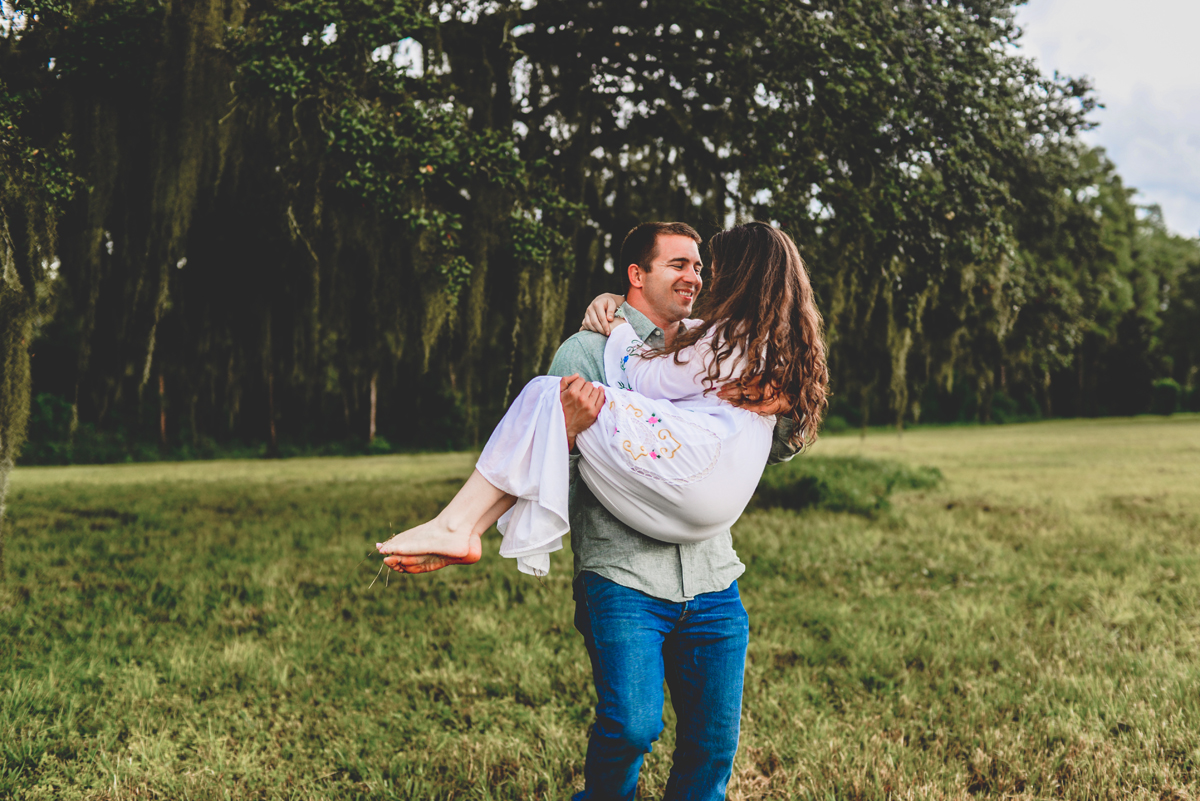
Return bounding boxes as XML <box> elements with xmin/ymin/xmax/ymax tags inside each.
<box><xmin>1016</xmin><ymin>0</ymin><xmax>1200</xmax><ymax>237</ymax></box>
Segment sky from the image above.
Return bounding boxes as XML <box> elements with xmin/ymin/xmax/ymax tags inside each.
<box><xmin>1014</xmin><ymin>0</ymin><xmax>1200</xmax><ymax>237</ymax></box>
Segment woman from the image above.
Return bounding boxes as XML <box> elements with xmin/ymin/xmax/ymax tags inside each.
<box><xmin>377</xmin><ymin>222</ymin><xmax>828</xmax><ymax>575</ymax></box>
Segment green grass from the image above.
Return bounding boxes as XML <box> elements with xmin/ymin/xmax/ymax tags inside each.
<box><xmin>3</xmin><ymin>416</ymin><xmax>1200</xmax><ymax>799</ymax></box>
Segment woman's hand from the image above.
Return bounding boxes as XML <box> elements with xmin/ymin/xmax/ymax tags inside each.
<box><xmin>580</xmin><ymin>293</ymin><xmax>625</xmax><ymax>335</ymax></box>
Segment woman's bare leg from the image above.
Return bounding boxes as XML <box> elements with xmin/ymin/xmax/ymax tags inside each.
<box><xmin>377</xmin><ymin>469</ymin><xmax>507</xmax><ymax>560</ymax></box>
<box><xmin>383</xmin><ymin>494</ymin><xmax>517</xmax><ymax>574</ymax></box>
<box><xmin>377</xmin><ymin>375</ymin><xmax>602</xmax><ymax>574</ymax></box>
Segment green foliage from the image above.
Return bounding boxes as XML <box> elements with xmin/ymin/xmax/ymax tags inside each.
<box><xmin>510</xmin><ymin>207</ymin><xmax>569</xmax><ymax>275</ymax></box>
<box><xmin>19</xmin><ymin>392</ymin><xmax>72</xmax><ymax>464</ymax></box>
<box><xmin>365</xmin><ymin>434</ymin><xmax>392</xmax><ymax>455</ymax></box>
<box><xmin>0</xmin><ymin>85</ymin><xmax>79</xmax><ymax>207</ymax></box>
<box><xmin>988</xmin><ymin>391</ymin><xmax>1020</xmax><ymax>425</ymax></box>
<box><xmin>821</xmin><ymin>414</ymin><xmax>850</xmax><ymax>434</ymax></box>
<box><xmin>1156</xmin><ymin>217</ymin><xmax>1200</xmax><ymax>393</ymax></box>
<box><xmin>917</xmin><ymin>148</ymin><xmax>1200</xmax><ymax>423</ymax></box>
<box><xmin>17</xmin><ymin>390</ymin><xmax>433</xmax><ymax>464</ymax></box>
<box><xmin>752</xmin><ymin>454</ymin><xmax>942</xmax><ymax>516</ymax></box>
<box><xmin>1151</xmin><ymin>378</ymin><xmax>1181</xmax><ymax>416</ymax></box>
<box><xmin>229</xmin><ymin>0</ymin><xmax>429</xmax><ymax>98</ymax></box>
<box><xmin>51</xmin><ymin>0</ymin><xmax>164</xmax><ymax>88</ymax></box>
<box><xmin>228</xmin><ymin>0</ymin><xmax>569</xmax><ymax>300</ymax></box>
<box><xmin>434</xmin><ymin>253</ymin><xmax>472</xmax><ymax>299</ymax></box>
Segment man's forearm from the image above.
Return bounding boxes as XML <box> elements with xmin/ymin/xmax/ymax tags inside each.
<box><xmin>560</xmin><ymin>374</ymin><xmax>604</xmax><ymax>450</ymax></box>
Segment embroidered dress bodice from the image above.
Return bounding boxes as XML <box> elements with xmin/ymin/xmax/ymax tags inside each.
<box><xmin>475</xmin><ymin>319</ymin><xmax>775</xmax><ymax>576</ymax></box>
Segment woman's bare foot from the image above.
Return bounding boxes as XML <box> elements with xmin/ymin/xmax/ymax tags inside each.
<box><xmin>377</xmin><ymin>518</ymin><xmax>473</xmax><ymax>560</ymax></box>
<box><xmin>381</xmin><ymin>533</ymin><xmax>482</xmax><ymax>574</ymax></box>
<box><xmin>376</xmin><ymin>469</ymin><xmax>507</xmax><ymax>565</ymax></box>
<box><xmin>384</xmin><ymin>554</ymin><xmax>460</xmax><ymax>573</ymax></box>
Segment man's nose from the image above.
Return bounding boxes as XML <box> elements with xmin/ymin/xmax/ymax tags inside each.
<box><xmin>683</xmin><ymin>266</ymin><xmax>703</xmax><ymax>285</ymax></box>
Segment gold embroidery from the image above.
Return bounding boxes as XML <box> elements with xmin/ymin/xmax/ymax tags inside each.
<box><xmin>656</xmin><ymin>429</ymin><xmax>683</xmax><ymax>458</ymax></box>
<box><xmin>622</xmin><ymin>439</ymin><xmax>649</xmax><ymax>460</ymax></box>
<box><xmin>624</xmin><ymin>403</ymin><xmax>644</xmax><ymax>418</ymax></box>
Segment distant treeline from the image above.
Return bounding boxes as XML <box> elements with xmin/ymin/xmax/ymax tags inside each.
<box><xmin>3</xmin><ymin>0</ymin><xmax>1200</xmax><ymax>469</ymax></box>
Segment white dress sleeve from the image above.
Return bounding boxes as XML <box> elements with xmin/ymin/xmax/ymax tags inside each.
<box><xmin>603</xmin><ymin>320</ymin><xmax>744</xmax><ymax>402</ymax></box>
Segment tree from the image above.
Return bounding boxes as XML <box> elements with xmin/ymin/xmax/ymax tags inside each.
<box><xmin>0</xmin><ymin>59</ymin><xmax>79</xmax><ymax>571</ymax></box>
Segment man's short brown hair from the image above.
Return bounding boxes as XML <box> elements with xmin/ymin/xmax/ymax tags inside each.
<box><xmin>619</xmin><ymin>222</ymin><xmax>702</xmax><ymax>282</ymax></box>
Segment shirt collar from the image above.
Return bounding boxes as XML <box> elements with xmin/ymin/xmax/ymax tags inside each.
<box><xmin>619</xmin><ymin>302</ymin><xmax>687</xmax><ymax>345</ymax></box>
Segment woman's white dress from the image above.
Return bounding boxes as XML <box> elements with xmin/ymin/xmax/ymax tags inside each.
<box><xmin>476</xmin><ymin>320</ymin><xmax>775</xmax><ymax>576</ymax></box>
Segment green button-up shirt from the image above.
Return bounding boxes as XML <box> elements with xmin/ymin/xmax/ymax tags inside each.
<box><xmin>547</xmin><ymin>304</ymin><xmax>799</xmax><ymax>601</ymax></box>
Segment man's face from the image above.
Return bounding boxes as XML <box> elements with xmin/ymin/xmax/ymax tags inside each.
<box><xmin>630</xmin><ymin>234</ymin><xmax>704</xmax><ymax>325</ymax></box>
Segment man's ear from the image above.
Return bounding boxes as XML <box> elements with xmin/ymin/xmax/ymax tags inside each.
<box><xmin>627</xmin><ymin>263</ymin><xmax>645</xmax><ymax>289</ymax></box>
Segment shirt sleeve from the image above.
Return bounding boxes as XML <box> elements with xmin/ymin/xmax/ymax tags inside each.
<box><xmin>547</xmin><ymin>331</ymin><xmax>608</xmax><ymax>384</ymax></box>
<box><xmin>767</xmin><ymin>416</ymin><xmax>801</xmax><ymax>465</ymax></box>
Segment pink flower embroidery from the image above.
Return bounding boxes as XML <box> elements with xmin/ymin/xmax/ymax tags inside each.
<box><xmin>649</xmin><ymin>451</ymin><xmax>659</xmax><ymax>459</ymax></box>
<box><xmin>647</xmin><ymin>415</ymin><xmax>659</xmax><ymax>424</ymax></box>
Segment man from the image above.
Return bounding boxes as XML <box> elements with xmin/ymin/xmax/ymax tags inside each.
<box><xmin>549</xmin><ymin>222</ymin><xmax>798</xmax><ymax>800</ymax></box>
<box><xmin>384</xmin><ymin>221</ymin><xmax>797</xmax><ymax>797</ymax></box>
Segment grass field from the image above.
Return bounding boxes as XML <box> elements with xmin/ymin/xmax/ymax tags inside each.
<box><xmin>3</xmin><ymin>415</ymin><xmax>1199</xmax><ymax>800</ymax></box>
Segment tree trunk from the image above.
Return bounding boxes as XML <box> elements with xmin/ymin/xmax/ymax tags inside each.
<box><xmin>859</xmin><ymin>390</ymin><xmax>871</xmax><ymax>440</ymax></box>
<box><xmin>264</xmin><ymin>306</ymin><xmax>278</xmax><ymax>458</ymax></box>
<box><xmin>0</xmin><ymin>216</ymin><xmax>34</xmax><ymax>579</ymax></box>
<box><xmin>0</xmin><ymin>458</ymin><xmax>10</xmax><ymax>578</ymax></box>
<box><xmin>368</xmin><ymin>373</ymin><xmax>377</xmax><ymax>444</ymax></box>
<box><xmin>1043</xmin><ymin>369</ymin><xmax>1053</xmax><ymax>418</ymax></box>
<box><xmin>501</xmin><ymin>311</ymin><xmax>521</xmax><ymax>409</ymax></box>
<box><xmin>267</xmin><ymin>369</ymin><xmax>279</xmax><ymax>458</ymax></box>
<box><xmin>1077</xmin><ymin>348</ymin><xmax>1086</xmax><ymax>416</ymax></box>
<box><xmin>189</xmin><ymin>394</ymin><xmax>198</xmax><ymax>447</ymax></box>
<box><xmin>158</xmin><ymin>373</ymin><xmax>167</xmax><ymax>449</ymax></box>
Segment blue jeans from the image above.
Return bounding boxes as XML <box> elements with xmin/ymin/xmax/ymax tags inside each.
<box><xmin>572</xmin><ymin>571</ymin><xmax>749</xmax><ymax>801</ymax></box>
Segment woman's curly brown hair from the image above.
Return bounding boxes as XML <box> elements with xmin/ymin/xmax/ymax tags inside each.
<box><xmin>656</xmin><ymin>222</ymin><xmax>829</xmax><ymax>450</ymax></box>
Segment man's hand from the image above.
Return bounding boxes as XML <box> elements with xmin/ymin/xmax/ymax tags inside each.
<box><xmin>717</xmin><ymin>380</ymin><xmax>793</xmax><ymax>416</ymax></box>
<box><xmin>561</xmin><ymin>374</ymin><xmax>605</xmax><ymax>450</ymax></box>
<box><xmin>580</xmin><ymin>293</ymin><xmax>626</xmax><ymax>335</ymax></box>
